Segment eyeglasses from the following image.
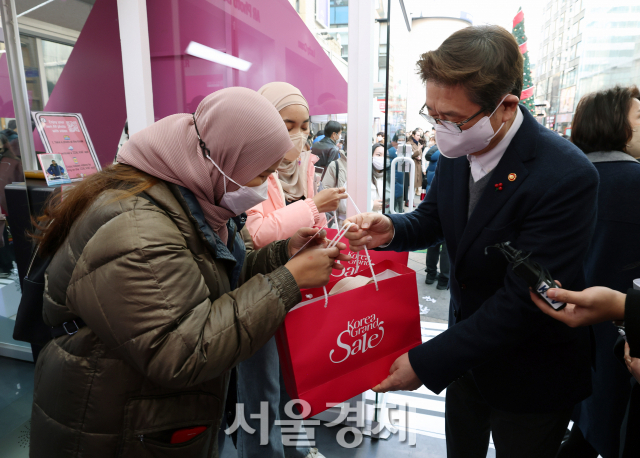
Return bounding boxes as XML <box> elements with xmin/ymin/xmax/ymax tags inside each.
<box><xmin>419</xmin><ymin>103</ymin><xmax>485</xmax><ymax>133</ymax></box>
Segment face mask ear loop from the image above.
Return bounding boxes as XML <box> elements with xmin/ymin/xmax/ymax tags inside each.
<box><xmin>344</xmin><ymin>193</ymin><xmax>379</xmax><ymax>292</ymax></box>
<box><xmin>195</xmin><ymin>114</ymin><xmax>245</xmax><ymax>194</ymax></box>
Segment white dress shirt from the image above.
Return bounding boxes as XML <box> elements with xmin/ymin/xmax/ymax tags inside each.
<box><xmin>468</xmin><ymin>107</ymin><xmax>524</xmax><ymax>182</ymax></box>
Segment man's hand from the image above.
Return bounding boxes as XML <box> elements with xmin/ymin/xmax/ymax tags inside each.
<box><xmin>372</xmin><ymin>353</ymin><xmax>422</xmax><ymax>393</ymax></box>
<box><xmin>625</xmin><ymin>343</ymin><xmax>640</xmax><ymax>383</ymax></box>
<box><xmin>343</xmin><ymin>212</ymin><xmax>394</xmax><ymax>251</ymax></box>
<box><xmin>529</xmin><ymin>284</ymin><xmax>626</xmax><ymax>327</ymax></box>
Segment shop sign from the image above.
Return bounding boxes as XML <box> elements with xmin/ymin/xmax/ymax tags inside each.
<box><xmin>32</xmin><ymin>112</ymin><xmax>101</xmax><ymax>185</ymax></box>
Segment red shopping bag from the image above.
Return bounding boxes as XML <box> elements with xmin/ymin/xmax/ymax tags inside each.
<box><xmin>276</xmin><ymin>259</ymin><xmax>422</xmax><ymax>418</ymax></box>
<box><xmin>324</xmin><ymin>228</ymin><xmax>409</xmax><ymax>281</ymax></box>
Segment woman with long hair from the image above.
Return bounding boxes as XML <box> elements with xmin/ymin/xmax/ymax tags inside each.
<box><xmin>29</xmin><ymin>87</ymin><xmax>348</xmax><ymax>458</ymax></box>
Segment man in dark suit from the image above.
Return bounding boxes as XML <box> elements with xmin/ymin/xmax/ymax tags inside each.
<box><xmin>312</xmin><ymin>120</ymin><xmax>342</xmax><ymax>168</ymax></box>
<box><xmin>345</xmin><ymin>25</ymin><xmax>598</xmax><ymax>458</ymax></box>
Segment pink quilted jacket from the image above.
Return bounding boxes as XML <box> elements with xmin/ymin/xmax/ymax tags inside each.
<box><xmin>246</xmin><ymin>154</ymin><xmax>327</xmax><ymax>249</ymax></box>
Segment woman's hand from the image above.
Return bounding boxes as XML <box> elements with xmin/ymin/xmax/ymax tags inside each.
<box><xmin>285</xmin><ymin>244</ymin><xmax>351</xmax><ymax>289</ymax></box>
<box><xmin>313</xmin><ymin>187</ymin><xmax>348</xmax><ymax>213</ymax></box>
<box><xmin>372</xmin><ymin>199</ymin><xmax>383</xmax><ymax>212</ymax></box>
<box><xmin>343</xmin><ymin>212</ymin><xmax>394</xmax><ymax>251</ymax></box>
<box><xmin>529</xmin><ymin>284</ymin><xmax>626</xmax><ymax>327</ymax></box>
<box><xmin>288</xmin><ymin>227</ymin><xmax>327</xmax><ymax>258</ymax></box>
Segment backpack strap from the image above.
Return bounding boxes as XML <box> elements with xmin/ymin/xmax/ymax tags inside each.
<box><xmin>50</xmin><ymin>318</ymin><xmax>87</xmax><ymax>338</ymax></box>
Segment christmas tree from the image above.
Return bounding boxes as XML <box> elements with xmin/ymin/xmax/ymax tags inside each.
<box><xmin>512</xmin><ymin>7</ymin><xmax>535</xmax><ymax>114</ymax></box>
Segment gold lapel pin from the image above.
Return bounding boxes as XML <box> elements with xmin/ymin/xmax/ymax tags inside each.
<box><xmin>508</xmin><ymin>173</ymin><xmax>517</xmax><ymax>182</ymax></box>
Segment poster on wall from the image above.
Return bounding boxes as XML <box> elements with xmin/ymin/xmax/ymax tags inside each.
<box><xmin>37</xmin><ymin>153</ymin><xmax>72</xmax><ymax>186</ymax></box>
<box><xmin>32</xmin><ymin>112</ymin><xmax>101</xmax><ymax>183</ymax></box>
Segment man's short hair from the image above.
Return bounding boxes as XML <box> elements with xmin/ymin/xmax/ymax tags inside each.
<box><xmin>376</xmin><ymin>131</ymin><xmax>385</xmax><ymax>137</ymax></box>
<box><xmin>315</xmin><ymin>130</ymin><xmax>325</xmax><ymax>138</ymax></box>
<box><xmin>571</xmin><ymin>85</ymin><xmax>640</xmax><ymax>154</ymax></box>
<box><xmin>7</xmin><ymin>120</ymin><xmax>16</xmax><ymax>130</ymax></box>
<box><xmin>417</xmin><ymin>25</ymin><xmax>523</xmax><ymax>113</ymax></box>
<box><xmin>324</xmin><ymin>121</ymin><xmax>342</xmax><ymax>137</ymax></box>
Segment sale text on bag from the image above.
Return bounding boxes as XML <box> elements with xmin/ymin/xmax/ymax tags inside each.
<box><xmin>330</xmin><ymin>314</ymin><xmax>384</xmax><ymax>364</ymax></box>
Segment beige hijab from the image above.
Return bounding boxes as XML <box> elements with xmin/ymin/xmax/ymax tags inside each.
<box><xmin>117</xmin><ymin>87</ymin><xmax>293</xmax><ymax>243</ymax></box>
<box><xmin>258</xmin><ymin>82</ymin><xmax>311</xmax><ymax>202</ymax></box>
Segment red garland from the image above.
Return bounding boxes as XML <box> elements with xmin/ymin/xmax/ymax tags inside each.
<box><xmin>520</xmin><ymin>86</ymin><xmax>535</xmax><ymax>101</ymax></box>
<box><xmin>519</xmin><ymin>41</ymin><xmax>528</xmax><ymax>54</ymax></box>
<box><xmin>513</xmin><ymin>10</ymin><xmax>524</xmax><ymax>28</ymax></box>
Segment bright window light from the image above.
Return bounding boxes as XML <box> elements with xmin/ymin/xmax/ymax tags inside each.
<box><xmin>185</xmin><ymin>41</ymin><xmax>252</xmax><ymax>72</ymax></box>
<box><xmin>17</xmin><ymin>0</ymin><xmax>56</xmax><ymax>18</ymax></box>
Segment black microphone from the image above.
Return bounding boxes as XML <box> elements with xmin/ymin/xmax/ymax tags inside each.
<box><xmin>485</xmin><ymin>242</ymin><xmax>566</xmax><ymax>311</ymax></box>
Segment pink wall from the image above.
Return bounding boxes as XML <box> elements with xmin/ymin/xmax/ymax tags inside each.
<box><xmin>2</xmin><ymin>0</ymin><xmax>347</xmax><ymax>166</ymax></box>
<box><xmin>147</xmin><ymin>0</ymin><xmax>347</xmax><ymax>118</ymax></box>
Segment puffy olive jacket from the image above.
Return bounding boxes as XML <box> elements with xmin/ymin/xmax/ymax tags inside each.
<box><xmin>30</xmin><ymin>181</ymin><xmax>301</xmax><ymax>458</ymax></box>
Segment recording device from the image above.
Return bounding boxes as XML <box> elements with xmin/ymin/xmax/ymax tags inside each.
<box><xmin>485</xmin><ymin>242</ymin><xmax>566</xmax><ymax>311</ymax></box>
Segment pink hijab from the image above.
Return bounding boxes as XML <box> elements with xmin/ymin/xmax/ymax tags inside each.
<box><xmin>117</xmin><ymin>87</ymin><xmax>293</xmax><ymax>243</ymax></box>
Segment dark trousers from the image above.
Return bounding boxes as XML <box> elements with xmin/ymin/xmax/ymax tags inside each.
<box><xmin>445</xmin><ymin>372</ymin><xmax>572</xmax><ymax>458</ymax></box>
<box><xmin>426</xmin><ymin>242</ymin><xmax>450</xmax><ymax>281</ymax></box>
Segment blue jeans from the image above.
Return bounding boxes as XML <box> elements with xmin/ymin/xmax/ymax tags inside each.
<box><xmin>236</xmin><ymin>337</ymin><xmax>310</xmax><ymax>458</ymax></box>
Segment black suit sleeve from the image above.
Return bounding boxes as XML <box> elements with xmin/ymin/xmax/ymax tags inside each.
<box><xmin>626</xmin><ymin>289</ymin><xmax>640</xmax><ymax>358</ymax></box>
<box><xmin>407</xmin><ymin>167</ymin><xmax>598</xmax><ymax>394</ymax></box>
<box><xmin>381</xmin><ymin>159</ymin><xmax>444</xmax><ymax>252</ymax></box>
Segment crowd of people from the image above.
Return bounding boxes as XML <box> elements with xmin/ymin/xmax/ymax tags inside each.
<box><xmin>7</xmin><ymin>21</ymin><xmax>639</xmax><ymax>458</ymax></box>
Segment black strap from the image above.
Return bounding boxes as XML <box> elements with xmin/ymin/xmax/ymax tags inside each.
<box><xmin>334</xmin><ymin>161</ymin><xmax>340</xmax><ymax>188</ymax></box>
<box><xmin>50</xmin><ymin>318</ymin><xmax>86</xmax><ymax>338</ymax></box>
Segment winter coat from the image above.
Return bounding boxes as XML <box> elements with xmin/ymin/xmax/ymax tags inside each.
<box><xmin>246</xmin><ymin>153</ymin><xmax>326</xmax><ymax>249</ymax></box>
<box><xmin>322</xmin><ymin>153</ymin><xmax>347</xmax><ymax>225</ymax></box>
<box><xmin>30</xmin><ymin>180</ymin><xmax>301</xmax><ymax>458</ymax></box>
<box><xmin>574</xmin><ymin>151</ymin><xmax>640</xmax><ymax>457</ymax></box>
<box><xmin>426</xmin><ymin>149</ymin><xmax>440</xmax><ymax>193</ymax></box>
<box><xmin>311</xmin><ymin>136</ymin><xmax>340</xmax><ymax>168</ymax></box>
<box><xmin>410</xmin><ymin>139</ymin><xmax>423</xmax><ymax>191</ymax></box>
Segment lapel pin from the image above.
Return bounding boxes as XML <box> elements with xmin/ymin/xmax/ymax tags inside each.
<box><xmin>494</xmin><ymin>183</ymin><xmax>503</xmax><ymax>191</ymax></box>
<box><xmin>508</xmin><ymin>173</ymin><xmax>517</xmax><ymax>182</ymax></box>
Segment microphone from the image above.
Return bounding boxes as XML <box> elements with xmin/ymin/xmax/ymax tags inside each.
<box><xmin>485</xmin><ymin>242</ymin><xmax>567</xmax><ymax>311</ymax></box>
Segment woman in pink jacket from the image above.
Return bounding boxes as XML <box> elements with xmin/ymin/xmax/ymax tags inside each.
<box><xmin>246</xmin><ymin>82</ymin><xmax>346</xmax><ymax>249</ymax></box>
<box><xmin>238</xmin><ymin>82</ymin><xmax>345</xmax><ymax>458</ymax></box>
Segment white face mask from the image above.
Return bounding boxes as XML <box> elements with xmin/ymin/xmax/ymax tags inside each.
<box><xmin>372</xmin><ymin>156</ymin><xmax>384</xmax><ymax>171</ymax></box>
<box><xmin>436</xmin><ymin>95</ymin><xmax>509</xmax><ymax>158</ymax></box>
<box><xmin>205</xmin><ymin>155</ymin><xmax>270</xmax><ymax>215</ymax></box>
<box><xmin>626</xmin><ymin>128</ymin><xmax>640</xmax><ymax>159</ymax></box>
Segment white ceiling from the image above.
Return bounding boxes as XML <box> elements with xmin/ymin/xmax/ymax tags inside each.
<box><xmin>17</xmin><ymin>0</ymin><xmax>94</xmax><ymax>32</ymax></box>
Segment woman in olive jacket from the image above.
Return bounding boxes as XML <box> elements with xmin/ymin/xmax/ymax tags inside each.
<box><xmin>29</xmin><ymin>88</ymin><xmax>348</xmax><ymax>458</ymax></box>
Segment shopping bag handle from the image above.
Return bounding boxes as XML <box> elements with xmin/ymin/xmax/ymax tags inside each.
<box><xmin>319</xmin><ymin>196</ymin><xmax>379</xmax><ymax>308</ymax></box>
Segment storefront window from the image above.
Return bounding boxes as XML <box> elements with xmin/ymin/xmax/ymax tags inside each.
<box><xmin>41</xmin><ymin>40</ymin><xmax>73</xmax><ymax>97</ymax></box>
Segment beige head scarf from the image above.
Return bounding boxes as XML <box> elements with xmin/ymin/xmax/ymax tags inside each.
<box><xmin>258</xmin><ymin>82</ymin><xmax>311</xmax><ymax>202</ymax></box>
<box><xmin>117</xmin><ymin>87</ymin><xmax>293</xmax><ymax>243</ymax></box>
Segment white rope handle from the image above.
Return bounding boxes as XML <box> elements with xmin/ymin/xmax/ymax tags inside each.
<box><xmin>288</xmin><ymin>215</ymin><xmax>336</xmax><ymax>261</ymax></box>
<box><xmin>344</xmin><ymin>193</ymin><xmax>379</xmax><ymax>292</ymax></box>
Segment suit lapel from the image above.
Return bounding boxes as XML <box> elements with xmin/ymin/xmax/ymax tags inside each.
<box><xmin>451</xmin><ymin>156</ymin><xmax>470</xmax><ymax>245</ymax></box>
<box><xmin>454</xmin><ymin>106</ymin><xmax>537</xmax><ymax>264</ymax></box>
